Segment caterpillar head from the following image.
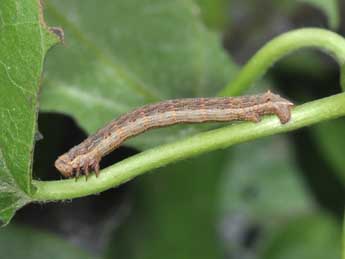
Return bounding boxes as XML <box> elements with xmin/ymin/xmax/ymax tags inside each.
<box><xmin>55</xmin><ymin>154</ymin><xmax>74</xmax><ymax>178</ymax></box>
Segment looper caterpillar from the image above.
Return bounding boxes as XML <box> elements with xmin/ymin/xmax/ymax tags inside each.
<box><xmin>55</xmin><ymin>91</ymin><xmax>293</xmax><ymax>179</ymax></box>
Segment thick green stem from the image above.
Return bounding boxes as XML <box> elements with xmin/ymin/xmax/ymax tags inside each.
<box><xmin>32</xmin><ymin>93</ymin><xmax>345</xmax><ymax>201</ymax></box>
<box><xmin>219</xmin><ymin>28</ymin><xmax>345</xmax><ymax>96</ymax></box>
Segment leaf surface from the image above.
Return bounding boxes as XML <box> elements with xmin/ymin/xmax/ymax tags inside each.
<box><xmin>0</xmin><ymin>224</ymin><xmax>93</xmax><ymax>259</ymax></box>
<box><xmin>219</xmin><ymin>137</ymin><xmax>316</xmax><ymax>257</ymax></box>
<box><xmin>311</xmin><ymin>118</ymin><xmax>345</xmax><ymax>185</ymax></box>
<box><xmin>41</xmin><ymin>0</ymin><xmax>237</xmax><ymax>150</ymax></box>
<box><xmin>0</xmin><ymin>0</ymin><xmax>59</xmax><ymax>225</ymax></box>
<box><xmin>106</xmin><ymin>151</ymin><xmax>227</xmax><ymax>259</ymax></box>
<box><xmin>260</xmin><ymin>214</ymin><xmax>341</xmax><ymax>259</ymax></box>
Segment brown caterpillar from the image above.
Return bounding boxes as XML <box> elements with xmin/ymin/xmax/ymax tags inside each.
<box><xmin>55</xmin><ymin>91</ymin><xmax>294</xmax><ymax>179</ymax></box>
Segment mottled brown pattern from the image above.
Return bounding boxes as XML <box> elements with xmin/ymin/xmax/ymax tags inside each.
<box><xmin>55</xmin><ymin>91</ymin><xmax>294</xmax><ymax>179</ymax></box>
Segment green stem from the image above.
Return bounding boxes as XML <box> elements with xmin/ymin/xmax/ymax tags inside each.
<box><xmin>219</xmin><ymin>28</ymin><xmax>345</xmax><ymax>96</ymax></box>
<box><xmin>32</xmin><ymin>28</ymin><xmax>345</xmax><ymax>201</ymax></box>
<box><xmin>32</xmin><ymin>93</ymin><xmax>345</xmax><ymax>201</ymax></box>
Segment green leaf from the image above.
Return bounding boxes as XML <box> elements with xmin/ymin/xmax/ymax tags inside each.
<box><xmin>105</xmin><ymin>151</ymin><xmax>227</xmax><ymax>259</ymax></box>
<box><xmin>311</xmin><ymin>118</ymin><xmax>345</xmax><ymax>185</ymax></box>
<box><xmin>0</xmin><ymin>224</ymin><xmax>93</xmax><ymax>259</ymax></box>
<box><xmin>300</xmin><ymin>0</ymin><xmax>339</xmax><ymax>29</ymax></box>
<box><xmin>40</xmin><ymin>0</ymin><xmax>237</xmax><ymax>150</ymax></box>
<box><xmin>194</xmin><ymin>0</ymin><xmax>230</xmax><ymax>30</ymax></box>
<box><xmin>260</xmin><ymin>214</ymin><xmax>341</xmax><ymax>259</ymax></box>
<box><xmin>219</xmin><ymin>137</ymin><xmax>315</xmax><ymax>256</ymax></box>
<box><xmin>220</xmin><ymin>137</ymin><xmax>313</xmax><ymax>220</ymax></box>
<box><xmin>0</xmin><ymin>0</ymin><xmax>59</xmax><ymax>225</ymax></box>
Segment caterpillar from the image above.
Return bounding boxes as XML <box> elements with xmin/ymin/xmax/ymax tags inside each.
<box><xmin>55</xmin><ymin>91</ymin><xmax>293</xmax><ymax>179</ymax></box>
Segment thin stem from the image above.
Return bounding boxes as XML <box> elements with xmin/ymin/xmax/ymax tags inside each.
<box><xmin>32</xmin><ymin>93</ymin><xmax>345</xmax><ymax>201</ymax></box>
<box><xmin>31</xmin><ymin>28</ymin><xmax>345</xmax><ymax>201</ymax></box>
<box><xmin>219</xmin><ymin>28</ymin><xmax>345</xmax><ymax>96</ymax></box>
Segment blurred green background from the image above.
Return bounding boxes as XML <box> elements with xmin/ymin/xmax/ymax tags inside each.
<box><xmin>1</xmin><ymin>0</ymin><xmax>345</xmax><ymax>258</ymax></box>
